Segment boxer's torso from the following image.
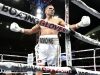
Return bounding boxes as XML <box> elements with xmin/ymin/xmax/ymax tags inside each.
<box><xmin>40</xmin><ymin>17</ymin><xmax>62</xmax><ymax>35</ymax></box>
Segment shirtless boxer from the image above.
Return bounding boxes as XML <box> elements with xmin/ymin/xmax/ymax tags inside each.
<box><xmin>10</xmin><ymin>4</ymin><xmax>90</xmax><ymax>75</ymax></box>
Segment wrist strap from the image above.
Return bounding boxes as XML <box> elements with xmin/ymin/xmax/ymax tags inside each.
<box><xmin>75</xmin><ymin>23</ymin><xmax>80</xmax><ymax>29</ymax></box>
<box><xmin>21</xmin><ymin>28</ymin><xmax>24</xmax><ymax>33</ymax></box>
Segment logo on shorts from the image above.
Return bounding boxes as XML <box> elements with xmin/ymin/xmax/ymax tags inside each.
<box><xmin>38</xmin><ymin>60</ymin><xmax>42</xmax><ymax>63</ymax></box>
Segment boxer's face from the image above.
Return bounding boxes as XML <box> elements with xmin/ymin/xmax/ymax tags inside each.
<box><xmin>45</xmin><ymin>5</ymin><xmax>55</xmax><ymax>16</ymax></box>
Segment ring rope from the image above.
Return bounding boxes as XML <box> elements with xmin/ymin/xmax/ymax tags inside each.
<box><xmin>0</xmin><ymin>54</ymin><xmax>27</xmax><ymax>58</ymax></box>
<box><xmin>0</xmin><ymin>62</ymin><xmax>100</xmax><ymax>75</ymax></box>
<box><xmin>0</xmin><ymin>3</ymin><xmax>69</xmax><ymax>33</ymax></box>
<box><xmin>71</xmin><ymin>0</ymin><xmax>100</xmax><ymax>19</ymax></box>
<box><xmin>72</xmin><ymin>30</ymin><xmax>100</xmax><ymax>46</ymax></box>
<box><xmin>0</xmin><ymin>62</ymin><xmax>71</xmax><ymax>73</ymax></box>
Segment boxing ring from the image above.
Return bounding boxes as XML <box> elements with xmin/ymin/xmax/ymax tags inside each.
<box><xmin>0</xmin><ymin>0</ymin><xmax>100</xmax><ymax>75</ymax></box>
<box><xmin>0</xmin><ymin>48</ymin><xmax>100</xmax><ymax>75</ymax></box>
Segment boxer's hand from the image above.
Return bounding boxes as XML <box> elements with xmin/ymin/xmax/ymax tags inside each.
<box><xmin>10</xmin><ymin>22</ymin><xmax>24</xmax><ymax>33</ymax></box>
<box><xmin>76</xmin><ymin>16</ymin><xmax>90</xmax><ymax>28</ymax></box>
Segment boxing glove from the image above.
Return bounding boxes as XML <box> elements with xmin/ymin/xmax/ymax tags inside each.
<box><xmin>76</xmin><ymin>16</ymin><xmax>90</xmax><ymax>28</ymax></box>
<box><xmin>10</xmin><ymin>22</ymin><xmax>24</xmax><ymax>33</ymax></box>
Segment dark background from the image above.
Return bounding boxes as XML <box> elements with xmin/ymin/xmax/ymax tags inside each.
<box><xmin>0</xmin><ymin>0</ymin><xmax>99</xmax><ymax>56</ymax></box>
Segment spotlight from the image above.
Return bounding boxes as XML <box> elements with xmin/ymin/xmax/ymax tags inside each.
<box><xmin>37</xmin><ymin>8</ymin><xmax>42</xmax><ymax>14</ymax></box>
<box><xmin>36</xmin><ymin>13</ymin><xmax>42</xmax><ymax>19</ymax></box>
<box><xmin>36</xmin><ymin>7</ymin><xmax>42</xmax><ymax>19</ymax></box>
<box><xmin>13</xmin><ymin>0</ymin><xmax>20</xmax><ymax>2</ymax></box>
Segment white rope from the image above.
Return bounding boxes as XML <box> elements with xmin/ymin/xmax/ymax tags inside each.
<box><xmin>0</xmin><ymin>62</ymin><xmax>71</xmax><ymax>73</ymax></box>
<box><xmin>70</xmin><ymin>0</ymin><xmax>100</xmax><ymax>46</ymax></box>
<box><xmin>71</xmin><ymin>0</ymin><xmax>100</xmax><ymax>19</ymax></box>
<box><xmin>0</xmin><ymin>62</ymin><xmax>100</xmax><ymax>75</ymax></box>
<box><xmin>76</xmin><ymin>68</ymin><xmax>100</xmax><ymax>75</ymax></box>
<box><xmin>71</xmin><ymin>0</ymin><xmax>100</xmax><ymax>46</ymax></box>
<box><xmin>0</xmin><ymin>54</ymin><xmax>27</xmax><ymax>58</ymax></box>
<box><xmin>0</xmin><ymin>3</ymin><xmax>69</xmax><ymax>33</ymax></box>
<box><xmin>73</xmin><ymin>30</ymin><xmax>100</xmax><ymax>46</ymax></box>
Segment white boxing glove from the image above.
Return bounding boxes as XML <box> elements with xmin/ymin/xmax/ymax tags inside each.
<box><xmin>10</xmin><ymin>22</ymin><xmax>24</xmax><ymax>33</ymax></box>
<box><xmin>76</xmin><ymin>16</ymin><xmax>90</xmax><ymax>28</ymax></box>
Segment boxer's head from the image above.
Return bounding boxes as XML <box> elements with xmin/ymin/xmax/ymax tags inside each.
<box><xmin>45</xmin><ymin>4</ymin><xmax>55</xmax><ymax>16</ymax></box>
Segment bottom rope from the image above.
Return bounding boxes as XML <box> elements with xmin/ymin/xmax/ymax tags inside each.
<box><xmin>0</xmin><ymin>62</ymin><xmax>100</xmax><ymax>75</ymax></box>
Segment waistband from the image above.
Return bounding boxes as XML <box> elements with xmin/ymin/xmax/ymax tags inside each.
<box><xmin>39</xmin><ymin>35</ymin><xmax>59</xmax><ymax>44</ymax></box>
<box><xmin>39</xmin><ymin>35</ymin><xmax>58</xmax><ymax>38</ymax></box>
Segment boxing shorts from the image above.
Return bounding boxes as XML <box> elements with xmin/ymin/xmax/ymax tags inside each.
<box><xmin>35</xmin><ymin>35</ymin><xmax>61</xmax><ymax>66</ymax></box>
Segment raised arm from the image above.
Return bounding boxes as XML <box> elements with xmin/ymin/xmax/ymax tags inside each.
<box><xmin>10</xmin><ymin>22</ymin><xmax>41</xmax><ymax>35</ymax></box>
<box><xmin>59</xmin><ymin>16</ymin><xmax>90</xmax><ymax>30</ymax></box>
